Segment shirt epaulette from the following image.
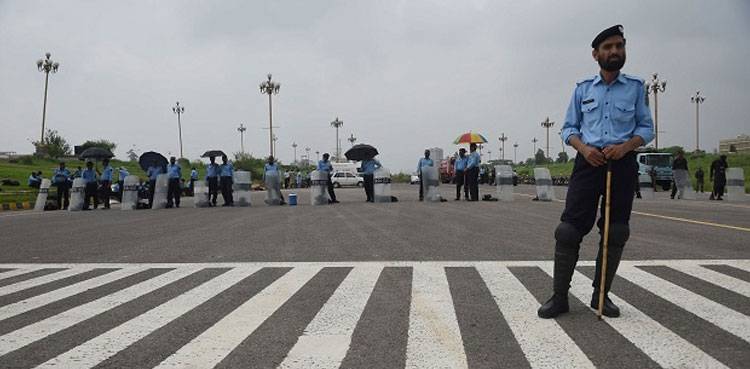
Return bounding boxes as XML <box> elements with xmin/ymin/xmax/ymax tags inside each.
<box><xmin>621</xmin><ymin>73</ymin><xmax>644</xmax><ymax>84</ymax></box>
<box><xmin>576</xmin><ymin>76</ymin><xmax>596</xmax><ymax>86</ymax></box>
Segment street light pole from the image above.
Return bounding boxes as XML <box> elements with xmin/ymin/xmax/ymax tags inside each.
<box><xmin>305</xmin><ymin>147</ymin><xmax>310</xmax><ymax>166</ymax></box>
<box><xmin>498</xmin><ymin>133</ymin><xmax>508</xmax><ymax>162</ymax></box>
<box><xmin>541</xmin><ymin>117</ymin><xmax>554</xmax><ymax>168</ymax></box>
<box><xmin>292</xmin><ymin>142</ymin><xmax>298</xmax><ymax>164</ymax></box>
<box><xmin>513</xmin><ymin>143</ymin><xmax>518</xmax><ymax>164</ymax></box>
<box><xmin>36</xmin><ymin>52</ymin><xmax>60</xmax><ymax>144</ymax></box>
<box><xmin>237</xmin><ymin>124</ymin><xmax>247</xmax><ymax>155</ymax></box>
<box><xmin>531</xmin><ymin>137</ymin><xmax>538</xmax><ymax>158</ymax></box>
<box><xmin>260</xmin><ymin>74</ymin><xmax>281</xmax><ymax>157</ymax></box>
<box><xmin>331</xmin><ymin>117</ymin><xmax>343</xmax><ymax>161</ymax></box>
<box><xmin>645</xmin><ymin>72</ymin><xmax>667</xmax><ymax>151</ymax></box>
<box><xmin>315</xmin><ymin>150</ymin><xmax>320</xmax><ymax>162</ymax></box>
<box><xmin>172</xmin><ymin>102</ymin><xmax>185</xmax><ymax>158</ymax></box>
<box><xmin>558</xmin><ymin>128</ymin><xmax>565</xmax><ymax>156</ymax></box>
<box><xmin>348</xmin><ymin>133</ymin><xmax>357</xmax><ymax>147</ymax></box>
<box><xmin>690</xmin><ymin>90</ymin><xmax>706</xmax><ymax>152</ymax></box>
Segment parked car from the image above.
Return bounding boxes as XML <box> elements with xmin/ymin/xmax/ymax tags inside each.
<box><xmin>410</xmin><ymin>172</ymin><xmax>420</xmax><ymax>184</ymax></box>
<box><xmin>331</xmin><ymin>171</ymin><xmax>363</xmax><ymax>187</ymax></box>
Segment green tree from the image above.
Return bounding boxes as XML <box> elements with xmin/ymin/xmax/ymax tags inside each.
<box><xmin>660</xmin><ymin>145</ymin><xmax>685</xmax><ymax>156</ymax></box>
<box><xmin>556</xmin><ymin>151</ymin><xmax>569</xmax><ymax>163</ymax></box>
<box><xmin>534</xmin><ymin>149</ymin><xmax>547</xmax><ymax>165</ymax></box>
<box><xmin>525</xmin><ymin>157</ymin><xmax>535</xmax><ymax>165</ymax></box>
<box><xmin>126</xmin><ymin>149</ymin><xmax>138</xmax><ymax>162</ymax></box>
<box><xmin>32</xmin><ymin>129</ymin><xmax>71</xmax><ymax>159</ymax></box>
<box><xmin>82</xmin><ymin>139</ymin><xmax>117</xmax><ymax>153</ymax></box>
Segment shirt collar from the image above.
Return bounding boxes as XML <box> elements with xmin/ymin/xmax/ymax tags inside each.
<box><xmin>594</xmin><ymin>72</ymin><xmax>626</xmax><ymax>86</ymax></box>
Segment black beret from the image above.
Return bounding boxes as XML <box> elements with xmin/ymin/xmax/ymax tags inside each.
<box><xmin>591</xmin><ymin>25</ymin><xmax>624</xmax><ymax>49</ymax></box>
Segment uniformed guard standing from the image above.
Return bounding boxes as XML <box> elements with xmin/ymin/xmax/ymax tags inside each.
<box><xmin>417</xmin><ymin>150</ymin><xmax>434</xmax><ymax>201</ymax></box>
<box><xmin>695</xmin><ymin>167</ymin><xmax>705</xmax><ymax>193</ymax></box>
<box><xmin>52</xmin><ymin>162</ymin><xmax>71</xmax><ymax>210</ymax></box>
<box><xmin>117</xmin><ymin>167</ymin><xmax>130</xmax><ymax>201</ymax></box>
<box><xmin>538</xmin><ymin>25</ymin><xmax>654</xmax><ymax>319</ymax></box>
<box><xmin>709</xmin><ymin>154</ymin><xmax>728</xmax><ymax>200</ymax></box>
<box><xmin>146</xmin><ymin>159</ymin><xmax>164</xmax><ymax>209</ymax></box>
<box><xmin>205</xmin><ymin>156</ymin><xmax>220</xmax><ymax>207</ymax></box>
<box><xmin>219</xmin><ymin>154</ymin><xmax>235</xmax><ymax>206</ymax></box>
<box><xmin>263</xmin><ymin>156</ymin><xmax>286</xmax><ymax>205</ymax></box>
<box><xmin>453</xmin><ymin>148</ymin><xmax>468</xmax><ymax>200</ymax></box>
<box><xmin>99</xmin><ymin>158</ymin><xmax>113</xmax><ymax>209</ymax></box>
<box><xmin>166</xmin><ymin>156</ymin><xmax>182</xmax><ymax>208</ymax></box>
<box><xmin>670</xmin><ymin>150</ymin><xmax>688</xmax><ymax>199</ymax></box>
<box><xmin>189</xmin><ymin>167</ymin><xmax>198</xmax><ymax>195</ymax></box>
<box><xmin>317</xmin><ymin>153</ymin><xmax>339</xmax><ymax>203</ymax></box>
<box><xmin>81</xmin><ymin>161</ymin><xmax>100</xmax><ymax>210</ymax></box>
<box><xmin>361</xmin><ymin>155</ymin><xmax>382</xmax><ymax>203</ymax></box>
<box><xmin>465</xmin><ymin>143</ymin><xmax>480</xmax><ymax>201</ymax></box>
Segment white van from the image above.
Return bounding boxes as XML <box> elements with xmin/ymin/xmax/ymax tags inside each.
<box><xmin>332</xmin><ymin>162</ymin><xmax>361</xmax><ymax>174</ymax></box>
<box><xmin>331</xmin><ymin>171</ymin><xmax>364</xmax><ymax>187</ymax></box>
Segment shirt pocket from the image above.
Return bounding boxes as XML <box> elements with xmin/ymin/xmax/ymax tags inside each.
<box><xmin>580</xmin><ymin>100</ymin><xmax>600</xmax><ymax>126</ymax></box>
<box><xmin>613</xmin><ymin>101</ymin><xmax>635</xmax><ymax>125</ymax></box>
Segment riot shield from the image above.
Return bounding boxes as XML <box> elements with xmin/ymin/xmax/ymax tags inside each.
<box><xmin>672</xmin><ymin>169</ymin><xmax>695</xmax><ymax>200</ymax></box>
<box><xmin>726</xmin><ymin>168</ymin><xmax>746</xmax><ymax>202</ymax></box>
<box><xmin>495</xmin><ymin>165</ymin><xmax>514</xmax><ymax>202</ymax></box>
<box><xmin>151</xmin><ymin>174</ymin><xmax>169</xmax><ymax>209</ymax></box>
<box><xmin>69</xmin><ymin>178</ymin><xmax>86</xmax><ymax>212</ymax></box>
<box><xmin>534</xmin><ymin>168</ymin><xmax>555</xmax><ymax>201</ymax></box>
<box><xmin>235</xmin><ymin>171</ymin><xmax>252</xmax><ymax>206</ymax></box>
<box><xmin>193</xmin><ymin>180</ymin><xmax>210</xmax><ymax>208</ymax></box>
<box><xmin>638</xmin><ymin>174</ymin><xmax>654</xmax><ymax>200</ymax></box>
<box><xmin>374</xmin><ymin>167</ymin><xmax>392</xmax><ymax>203</ymax></box>
<box><xmin>421</xmin><ymin>166</ymin><xmax>442</xmax><ymax>202</ymax></box>
<box><xmin>121</xmin><ymin>175</ymin><xmax>139</xmax><ymax>210</ymax></box>
<box><xmin>33</xmin><ymin>179</ymin><xmax>51</xmax><ymax>211</ymax></box>
<box><xmin>264</xmin><ymin>170</ymin><xmax>283</xmax><ymax>205</ymax></box>
<box><xmin>310</xmin><ymin>170</ymin><xmax>329</xmax><ymax>205</ymax></box>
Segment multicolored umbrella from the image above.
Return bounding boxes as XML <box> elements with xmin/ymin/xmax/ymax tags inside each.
<box><xmin>453</xmin><ymin>132</ymin><xmax>488</xmax><ymax>145</ymax></box>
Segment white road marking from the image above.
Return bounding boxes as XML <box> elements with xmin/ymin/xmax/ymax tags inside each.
<box><xmin>0</xmin><ymin>267</ymin><xmax>49</xmax><ymax>281</ymax></box>
<box><xmin>671</xmin><ymin>264</ymin><xmax>750</xmax><ymax>298</ymax></box>
<box><xmin>0</xmin><ymin>267</ymin><xmax>94</xmax><ymax>297</ymax></box>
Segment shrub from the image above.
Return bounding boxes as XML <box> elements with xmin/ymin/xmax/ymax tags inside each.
<box><xmin>18</xmin><ymin>156</ymin><xmax>34</xmax><ymax>165</ymax></box>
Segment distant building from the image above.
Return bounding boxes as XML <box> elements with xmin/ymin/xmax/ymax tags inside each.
<box><xmin>719</xmin><ymin>135</ymin><xmax>750</xmax><ymax>154</ymax></box>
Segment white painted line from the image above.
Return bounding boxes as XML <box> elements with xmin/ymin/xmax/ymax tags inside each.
<box><xmin>671</xmin><ymin>264</ymin><xmax>750</xmax><ymax>298</ymax></box>
<box><xmin>406</xmin><ymin>266</ymin><xmax>468</xmax><ymax>369</ymax></box>
<box><xmin>154</xmin><ymin>266</ymin><xmax>321</xmax><ymax>369</ymax></box>
<box><xmin>0</xmin><ymin>267</ymin><xmax>199</xmax><ymax>356</ymax></box>
<box><xmin>36</xmin><ymin>267</ymin><xmax>258</xmax><ymax>369</ymax></box>
<box><xmin>0</xmin><ymin>267</ymin><xmax>93</xmax><ymax>297</ymax></box>
<box><xmin>0</xmin><ymin>267</ymin><xmax>48</xmax><ymax>281</ymax></box>
<box><xmin>539</xmin><ymin>265</ymin><xmax>728</xmax><ymax>369</ymax></box>
<box><xmin>278</xmin><ymin>266</ymin><xmax>382</xmax><ymax>369</ymax></box>
<box><xmin>618</xmin><ymin>265</ymin><xmax>750</xmax><ymax>343</ymax></box>
<box><xmin>475</xmin><ymin>265</ymin><xmax>594</xmax><ymax>369</ymax></box>
<box><xmin>0</xmin><ymin>267</ymin><xmax>148</xmax><ymax>321</ymax></box>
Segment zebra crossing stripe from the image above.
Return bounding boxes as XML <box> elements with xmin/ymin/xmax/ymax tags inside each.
<box><xmin>154</xmin><ymin>266</ymin><xmax>322</xmax><ymax>368</ymax></box>
<box><xmin>406</xmin><ymin>266</ymin><xmax>468</xmax><ymax>369</ymax></box>
<box><xmin>35</xmin><ymin>267</ymin><xmax>257</xmax><ymax>369</ymax></box>
<box><xmin>539</xmin><ymin>265</ymin><xmax>729</xmax><ymax>369</ymax></box>
<box><xmin>475</xmin><ymin>265</ymin><xmax>595</xmax><ymax>369</ymax></box>
<box><xmin>618</xmin><ymin>265</ymin><xmax>750</xmax><ymax>343</ymax></box>
<box><xmin>0</xmin><ymin>268</ymin><xmax>94</xmax><ymax>297</ymax></box>
<box><xmin>279</xmin><ymin>266</ymin><xmax>382</xmax><ymax>369</ymax></box>
<box><xmin>673</xmin><ymin>264</ymin><xmax>750</xmax><ymax>298</ymax></box>
<box><xmin>0</xmin><ymin>267</ymin><xmax>199</xmax><ymax>356</ymax></box>
<box><xmin>0</xmin><ymin>267</ymin><xmax>50</xmax><ymax>281</ymax></box>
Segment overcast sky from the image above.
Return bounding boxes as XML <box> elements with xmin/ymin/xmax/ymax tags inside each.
<box><xmin>1</xmin><ymin>0</ymin><xmax>749</xmax><ymax>173</ymax></box>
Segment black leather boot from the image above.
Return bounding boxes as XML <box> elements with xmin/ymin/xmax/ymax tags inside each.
<box><xmin>591</xmin><ymin>243</ymin><xmax>625</xmax><ymax>317</ymax></box>
<box><xmin>538</xmin><ymin>245</ymin><xmax>579</xmax><ymax>319</ymax></box>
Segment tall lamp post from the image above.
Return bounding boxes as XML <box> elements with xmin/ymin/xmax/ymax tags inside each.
<box><xmin>498</xmin><ymin>133</ymin><xmax>508</xmax><ymax>162</ymax></box>
<box><xmin>513</xmin><ymin>143</ymin><xmax>519</xmax><ymax>164</ymax></box>
<box><xmin>172</xmin><ymin>102</ymin><xmax>185</xmax><ymax>158</ymax></box>
<box><xmin>558</xmin><ymin>129</ymin><xmax>565</xmax><ymax>156</ymax></box>
<box><xmin>315</xmin><ymin>150</ymin><xmax>320</xmax><ymax>162</ymax></box>
<box><xmin>348</xmin><ymin>133</ymin><xmax>357</xmax><ymax>147</ymax></box>
<box><xmin>531</xmin><ymin>137</ymin><xmax>538</xmax><ymax>158</ymax></box>
<box><xmin>690</xmin><ymin>91</ymin><xmax>706</xmax><ymax>152</ymax></box>
<box><xmin>36</xmin><ymin>52</ymin><xmax>60</xmax><ymax>144</ymax></box>
<box><xmin>259</xmin><ymin>74</ymin><xmax>281</xmax><ymax>157</ymax></box>
<box><xmin>305</xmin><ymin>147</ymin><xmax>311</xmax><ymax>166</ymax></box>
<box><xmin>541</xmin><ymin>117</ymin><xmax>554</xmax><ymax>168</ymax></box>
<box><xmin>645</xmin><ymin>72</ymin><xmax>667</xmax><ymax>150</ymax></box>
<box><xmin>292</xmin><ymin>142</ymin><xmax>298</xmax><ymax>165</ymax></box>
<box><xmin>331</xmin><ymin>117</ymin><xmax>344</xmax><ymax>161</ymax></box>
<box><xmin>237</xmin><ymin>124</ymin><xmax>247</xmax><ymax>155</ymax></box>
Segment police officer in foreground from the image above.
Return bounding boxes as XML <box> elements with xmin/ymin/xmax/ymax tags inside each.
<box><xmin>538</xmin><ymin>25</ymin><xmax>654</xmax><ymax>319</ymax></box>
<box><xmin>317</xmin><ymin>153</ymin><xmax>338</xmax><ymax>203</ymax></box>
<box><xmin>453</xmin><ymin>148</ymin><xmax>468</xmax><ymax>200</ymax></box>
<box><xmin>205</xmin><ymin>156</ymin><xmax>220</xmax><ymax>207</ymax></box>
<box><xmin>52</xmin><ymin>162</ymin><xmax>71</xmax><ymax>210</ymax></box>
<box><xmin>417</xmin><ymin>150</ymin><xmax>433</xmax><ymax>201</ymax></box>
<box><xmin>166</xmin><ymin>156</ymin><xmax>182</xmax><ymax>208</ymax></box>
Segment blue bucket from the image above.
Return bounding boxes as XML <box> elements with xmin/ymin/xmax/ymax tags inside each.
<box><xmin>289</xmin><ymin>193</ymin><xmax>297</xmax><ymax>205</ymax></box>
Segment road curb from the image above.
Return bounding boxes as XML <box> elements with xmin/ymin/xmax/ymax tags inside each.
<box><xmin>0</xmin><ymin>202</ymin><xmax>35</xmax><ymax>211</ymax></box>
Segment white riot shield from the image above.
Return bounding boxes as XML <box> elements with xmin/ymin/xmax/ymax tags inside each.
<box><xmin>421</xmin><ymin>166</ymin><xmax>442</xmax><ymax>202</ymax></box>
<box><xmin>726</xmin><ymin>168</ymin><xmax>746</xmax><ymax>202</ymax></box>
<box><xmin>534</xmin><ymin>168</ymin><xmax>555</xmax><ymax>201</ymax></box>
<box><xmin>264</xmin><ymin>170</ymin><xmax>283</xmax><ymax>205</ymax></box>
<box><xmin>69</xmin><ymin>178</ymin><xmax>86</xmax><ymax>212</ymax></box>
<box><xmin>374</xmin><ymin>167</ymin><xmax>392</xmax><ymax>203</ymax></box>
<box><xmin>151</xmin><ymin>174</ymin><xmax>169</xmax><ymax>209</ymax></box>
<box><xmin>235</xmin><ymin>171</ymin><xmax>252</xmax><ymax>206</ymax></box>
<box><xmin>33</xmin><ymin>179</ymin><xmax>51</xmax><ymax>211</ymax></box>
<box><xmin>193</xmin><ymin>180</ymin><xmax>210</xmax><ymax>208</ymax></box>
<box><xmin>495</xmin><ymin>165</ymin><xmax>514</xmax><ymax>202</ymax></box>
<box><xmin>310</xmin><ymin>170</ymin><xmax>329</xmax><ymax>205</ymax></box>
<box><xmin>121</xmin><ymin>175</ymin><xmax>139</xmax><ymax>210</ymax></box>
<box><xmin>638</xmin><ymin>174</ymin><xmax>654</xmax><ymax>200</ymax></box>
<box><xmin>672</xmin><ymin>169</ymin><xmax>695</xmax><ymax>200</ymax></box>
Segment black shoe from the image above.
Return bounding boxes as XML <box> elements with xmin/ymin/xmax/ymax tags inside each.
<box><xmin>717</xmin><ymin>197</ymin><xmax>723</xmax><ymax>201</ymax></box>
<box><xmin>538</xmin><ymin>295</ymin><xmax>569</xmax><ymax>318</ymax></box>
<box><xmin>636</xmin><ymin>193</ymin><xmax>642</xmax><ymax>198</ymax></box>
<box><xmin>419</xmin><ymin>198</ymin><xmax>423</xmax><ymax>201</ymax></box>
<box><xmin>455</xmin><ymin>198</ymin><xmax>460</xmax><ymax>201</ymax></box>
<box><xmin>331</xmin><ymin>200</ymin><xmax>339</xmax><ymax>203</ymax></box>
<box><xmin>590</xmin><ymin>294</ymin><xmax>620</xmax><ymax>317</ymax></box>
<box><xmin>670</xmin><ymin>195</ymin><xmax>674</xmax><ymax>199</ymax></box>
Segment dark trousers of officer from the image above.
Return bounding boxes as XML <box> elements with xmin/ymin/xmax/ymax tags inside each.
<box><xmin>148</xmin><ymin>180</ymin><xmax>156</xmax><ymax>208</ymax></box>
<box><xmin>117</xmin><ymin>180</ymin><xmax>124</xmax><ymax>201</ymax></box>
<box><xmin>55</xmin><ymin>182</ymin><xmax>69</xmax><ymax>210</ymax></box>
<box><xmin>695</xmin><ymin>179</ymin><xmax>704</xmax><ymax>192</ymax></box>
<box><xmin>220</xmin><ymin>176</ymin><xmax>233</xmax><ymax>205</ymax></box>
<box><xmin>454</xmin><ymin>169</ymin><xmax>467</xmax><ymax>200</ymax></box>
<box><xmin>167</xmin><ymin>178</ymin><xmax>181</xmax><ymax>207</ymax></box>
<box><xmin>418</xmin><ymin>174</ymin><xmax>424</xmax><ymax>200</ymax></box>
<box><xmin>466</xmin><ymin>167</ymin><xmax>479</xmax><ymax>201</ymax></box>
<box><xmin>714</xmin><ymin>177</ymin><xmax>726</xmax><ymax>199</ymax></box>
<box><xmin>363</xmin><ymin>174</ymin><xmax>374</xmax><ymax>202</ymax></box>
<box><xmin>100</xmin><ymin>180</ymin><xmax>111</xmax><ymax>209</ymax></box>
<box><xmin>326</xmin><ymin>179</ymin><xmax>337</xmax><ymax>201</ymax></box>
<box><xmin>207</xmin><ymin>177</ymin><xmax>219</xmax><ymax>205</ymax></box>
<box><xmin>84</xmin><ymin>182</ymin><xmax>99</xmax><ymax>209</ymax></box>
<box><xmin>189</xmin><ymin>179</ymin><xmax>195</xmax><ymax>196</ymax></box>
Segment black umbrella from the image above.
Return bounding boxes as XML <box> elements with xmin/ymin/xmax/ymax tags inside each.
<box><xmin>139</xmin><ymin>151</ymin><xmax>168</xmax><ymax>172</ymax></box>
<box><xmin>201</xmin><ymin>150</ymin><xmax>226</xmax><ymax>158</ymax></box>
<box><xmin>79</xmin><ymin>147</ymin><xmax>114</xmax><ymax>161</ymax></box>
<box><xmin>345</xmin><ymin>144</ymin><xmax>379</xmax><ymax>161</ymax></box>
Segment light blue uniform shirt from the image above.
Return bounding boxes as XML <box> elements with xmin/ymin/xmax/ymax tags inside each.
<box><xmin>561</xmin><ymin>73</ymin><xmax>654</xmax><ymax>148</ymax></box>
<box><xmin>117</xmin><ymin>168</ymin><xmax>130</xmax><ymax>182</ymax></box>
<box><xmin>101</xmin><ymin>165</ymin><xmax>113</xmax><ymax>182</ymax></box>
<box><xmin>190</xmin><ymin>169</ymin><xmax>198</xmax><ymax>180</ymax></box>
<box><xmin>53</xmin><ymin>168</ymin><xmax>71</xmax><ymax>184</ymax></box>
<box><xmin>263</xmin><ymin>163</ymin><xmax>279</xmax><ymax>181</ymax></box>
<box><xmin>28</xmin><ymin>175</ymin><xmax>40</xmax><ymax>185</ymax></box>
<box><xmin>146</xmin><ymin>166</ymin><xmax>163</xmax><ymax>181</ymax></box>
<box><xmin>417</xmin><ymin>158</ymin><xmax>433</xmax><ymax>174</ymax></box>
<box><xmin>220</xmin><ymin>163</ymin><xmax>234</xmax><ymax>179</ymax></box>
<box><xmin>361</xmin><ymin>159</ymin><xmax>381</xmax><ymax>175</ymax></box>
<box><xmin>205</xmin><ymin>163</ymin><xmax>220</xmax><ymax>179</ymax></box>
<box><xmin>453</xmin><ymin>156</ymin><xmax>468</xmax><ymax>171</ymax></box>
<box><xmin>317</xmin><ymin>160</ymin><xmax>333</xmax><ymax>173</ymax></box>
<box><xmin>167</xmin><ymin>163</ymin><xmax>182</xmax><ymax>179</ymax></box>
<box><xmin>82</xmin><ymin>168</ymin><xmax>98</xmax><ymax>184</ymax></box>
<box><xmin>466</xmin><ymin>151</ymin><xmax>480</xmax><ymax>169</ymax></box>
<box><xmin>296</xmin><ymin>172</ymin><xmax>302</xmax><ymax>184</ymax></box>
